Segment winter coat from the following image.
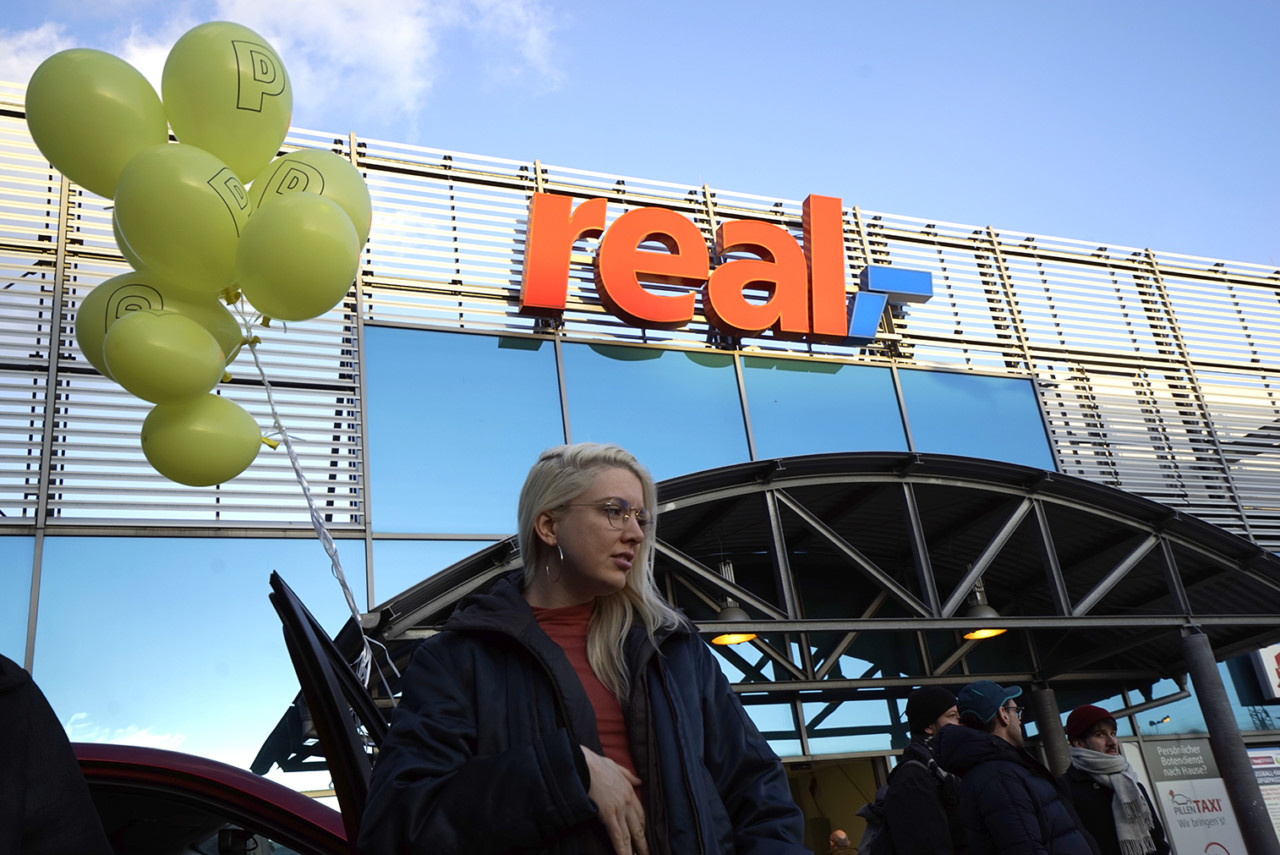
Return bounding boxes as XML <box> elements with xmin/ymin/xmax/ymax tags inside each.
<box><xmin>1058</xmin><ymin>766</ymin><xmax>1169</xmax><ymax>855</ymax></box>
<box><xmin>358</xmin><ymin>570</ymin><xmax>807</xmax><ymax>855</ymax></box>
<box><xmin>0</xmin><ymin>654</ymin><xmax>112</xmax><ymax>855</ymax></box>
<box><xmin>883</xmin><ymin>734</ymin><xmax>967</xmax><ymax>855</ymax></box>
<box><xmin>935</xmin><ymin>725</ymin><xmax>1100</xmax><ymax>855</ymax></box>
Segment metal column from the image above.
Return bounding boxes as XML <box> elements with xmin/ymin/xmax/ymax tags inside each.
<box><xmin>1182</xmin><ymin>627</ymin><xmax>1280</xmax><ymax>855</ymax></box>
<box><xmin>1028</xmin><ymin>683</ymin><xmax>1070</xmax><ymax>776</ymax></box>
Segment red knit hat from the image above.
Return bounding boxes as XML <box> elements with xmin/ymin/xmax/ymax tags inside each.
<box><xmin>1065</xmin><ymin>704</ymin><xmax>1116</xmax><ymax>741</ymax></box>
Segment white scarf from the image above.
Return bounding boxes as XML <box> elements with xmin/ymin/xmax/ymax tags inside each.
<box><xmin>1069</xmin><ymin>746</ymin><xmax>1156</xmax><ymax>855</ymax></box>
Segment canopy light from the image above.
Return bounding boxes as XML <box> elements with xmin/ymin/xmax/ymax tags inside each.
<box><xmin>962</xmin><ymin>578</ymin><xmax>1006</xmax><ymax>640</ymax></box>
<box><xmin>711</xmin><ymin>605</ymin><xmax>757</xmax><ymax>646</ymax></box>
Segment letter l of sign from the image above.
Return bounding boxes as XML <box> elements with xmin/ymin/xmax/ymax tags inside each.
<box><xmin>847</xmin><ymin>266</ymin><xmax>933</xmax><ymax>343</ymax></box>
<box><xmin>802</xmin><ymin>195</ymin><xmax>848</xmax><ymax>341</ymax></box>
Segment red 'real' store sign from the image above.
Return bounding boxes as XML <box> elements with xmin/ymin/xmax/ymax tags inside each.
<box><xmin>517</xmin><ymin>192</ymin><xmax>932</xmax><ymax>343</ymax></box>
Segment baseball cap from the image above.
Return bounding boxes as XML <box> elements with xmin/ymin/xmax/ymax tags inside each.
<box><xmin>956</xmin><ymin>680</ymin><xmax>1022</xmax><ymax>724</ymax></box>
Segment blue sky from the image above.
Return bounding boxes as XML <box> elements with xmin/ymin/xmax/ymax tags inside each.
<box><xmin>2</xmin><ymin>1</ymin><xmax>1275</xmax><ymax>264</ymax></box>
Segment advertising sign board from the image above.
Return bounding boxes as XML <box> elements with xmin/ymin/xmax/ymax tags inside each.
<box><xmin>1250</xmin><ymin>644</ymin><xmax>1280</xmax><ymax>702</ymax></box>
<box><xmin>1248</xmin><ymin>746</ymin><xmax>1280</xmax><ymax>842</ymax></box>
<box><xmin>1141</xmin><ymin>738</ymin><xmax>1245</xmax><ymax>854</ymax></box>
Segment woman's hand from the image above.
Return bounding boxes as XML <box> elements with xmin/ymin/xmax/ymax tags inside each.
<box><xmin>580</xmin><ymin>746</ymin><xmax>648</xmax><ymax>855</ymax></box>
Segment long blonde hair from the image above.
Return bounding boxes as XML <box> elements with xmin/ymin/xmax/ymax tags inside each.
<box><xmin>517</xmin><ymin>443</ymin><xmax>681</xmax><ymax>701</ymax></box>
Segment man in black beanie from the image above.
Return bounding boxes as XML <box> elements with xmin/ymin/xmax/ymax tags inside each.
<box><xmin>883</xmin><ymin>686</ymin><xmax>967</xmax><ymax>854</ymax></box>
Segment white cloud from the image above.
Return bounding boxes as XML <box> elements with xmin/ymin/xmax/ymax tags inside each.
<box><xmin>469</xmin><ymin>0</ymin><xmax>564</xmax><ymax>91</ymax></box>
<box><xmin>117</xmin><ymin>17</ymin><xmax>199</xmax><ymax>91</ymax></box>
<box><xmin>210</xmin><ymin>0</ymin><xmax>455</xmax><ymax>137</ymax></box>
<box><xmin>0</xmin><ymin>22</ymin><xmax>79</xmax><ymax>85</ymax></box>
<box><xmin>64</xmin><ymin>711</ymin><xmax>188</xmax><ymax>750</ymax></box>
<box><xmin>0</xmin><ymin>0</ymin><xmax>566</xmax><ymax>140</ymax></box>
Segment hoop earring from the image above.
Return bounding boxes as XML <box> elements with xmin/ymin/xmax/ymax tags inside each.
<box><xmin>545</xmin><ymin>545</ymin><xmax>564</xmax><ymax>584</ymax></box>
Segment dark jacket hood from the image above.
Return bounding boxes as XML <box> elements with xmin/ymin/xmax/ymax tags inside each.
<box><xmin>0</xmin><ymin>654</ymin><xmax>30</xmax><ymax>693</ymax></box>
<box><xmin>442</xmin><ymin>569</ymin><xmax>540</xmax><ymax>636</ymax></box>
<box><xmin>936</xmin><ymin>721</ymin><xmax>1018</xmax><ymax>775</ymax></box>
<box><xmin>443</xmin><ymin>568</ymin><xmax>692</xmax><ymax>649</ymax></box>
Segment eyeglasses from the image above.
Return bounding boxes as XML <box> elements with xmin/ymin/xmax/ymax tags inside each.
<box><xmin>1004</xmin><ymin>704</ymin><xmax>1024</xmax><ymax>720</ymax></box>
<box><xmin>565</xmin><ymin>499</ymin><xmax>653</xmax><ymax>530</ymax></box>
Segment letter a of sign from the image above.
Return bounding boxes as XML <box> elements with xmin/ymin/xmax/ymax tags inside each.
<box><xmin>704</xmin><ymin>219</ymin><xmax>809</xmax><ymax>337</ymax></box>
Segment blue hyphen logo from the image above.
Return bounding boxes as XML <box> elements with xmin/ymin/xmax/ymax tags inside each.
<box><xmin>848</xmin><ymin>266</ymin><xmax>933</xmax><ymax>343</ymax></box>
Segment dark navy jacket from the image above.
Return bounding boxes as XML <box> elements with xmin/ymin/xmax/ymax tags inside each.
<box><xmin>0</xmin><ymin>654</ymin><xmax>112</xmax><ymax>855</ymax></box>
<box><xmin>359</xmin><ymin>571</ymin><xmax>806</xmax><ymax>854</ymax></box>
<box><xmin>936</xmin><ymin>725</ymin><xmax>1100</xmax><ymax>855</ymax></box>
<box><xmin>883</xmin><ymin>734</ymin><xmax>967</xmax><ymax>854</ymax></box>
<box><xmin>1058</xmin><ymin>766</ymin><xmax>1169</xmax><ymax>855</ymax></box>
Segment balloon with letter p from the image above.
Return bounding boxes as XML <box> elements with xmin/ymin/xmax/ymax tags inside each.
<box><xmin>250</xmin><ymin>148</ymin><xmax>373</xmax><ymax>246</ymax></box>
<box><xmin>162</xmin><ymin>21</ymin><xmax>292</xmax><ymax>184</ymax></box>
<box><xmin>75</xmin><ymin>270</ymin><xmax>243</xmax><ymax>379</ymax></box>
<box><xmin>114</xmin><ymin>143</ymin><xmax>251</xmax><ymax>298</ymax></box>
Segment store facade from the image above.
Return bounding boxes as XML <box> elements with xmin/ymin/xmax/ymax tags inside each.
<box><xmin>2</xmin><ymin>81</ymin><xmax>1279</xmax><ymax>850</ymax></box>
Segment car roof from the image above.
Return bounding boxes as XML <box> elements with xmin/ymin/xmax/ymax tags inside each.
<box><xmin>75</xmin><ymin>741</ymin><xmax>347</xmax><ymax>843</ymax></box>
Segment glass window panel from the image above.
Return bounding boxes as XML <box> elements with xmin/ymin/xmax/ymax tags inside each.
<box><xmin>1137</xmin><ymin>663</ymin><xmax>1274</xmax><ymax>736</ymax></box>
<box><xmin>371</xmin><ymin>539</ymin><xmax>492</xmax><ymax>607</ymax></box>
<box><xmin>739</xmin><ymin>698</ymin><xmax>801</xmax><ymax>757</ymax></box>
<box><xmin>710</xmin><ymin>643</ymin><xmax>780</xmax><ymax>683</ymax></box>
<box><xmin>365</xmin><ymin>327</ymin><xmax>564</xmax><ymax>534</ymax></box>
<box><xmin>33</xmin><ymin>537</ymin><xmax>366</xmax><ymax>772</ymax></box>
<box><xmin>2</xmin><ymin>538</ymin><xmax>34</xmax><ymax>663</ymax></box>
<box><xmin>804</xmin><ymin>699</ymin><xmax>897</xmax><ymax>754</ymax></box>
<box><xmin>899</xmin><ymin>369</ymin><xmax>1055</xmax><ymax>469</ymax></box>
<box><xmin>742</xmin><ymin>357</ymin><xmax>907</xmax><ymax>458</ymax></box>
<box><xmin>562</xmin><ymin>343</ymin><xmax>748</xmax><ymax>481</ymax></box>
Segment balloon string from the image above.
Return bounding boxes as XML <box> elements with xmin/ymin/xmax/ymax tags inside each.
<box><xmin>240</xmin><ymin>322</ymin><xmax>398</xmax><ymax>697</ymax></box>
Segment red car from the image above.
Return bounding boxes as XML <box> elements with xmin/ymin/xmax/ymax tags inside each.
<box><xmin>76</xmin><ymin>742</ymin><xmax>348</xmax><ymax>854</ymax></box>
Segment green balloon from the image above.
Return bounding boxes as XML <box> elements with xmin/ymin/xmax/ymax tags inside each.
<box><xmin>162</xmin><ymin>21</ymin><xmax>292</xmax><ymax>184</ymax></box>
<box><xmin>112</xmin><ymin>211</ymin><xmax>146</xmax><ymax>270</ymax></box>
<box><xmin>237</xmin><ymin>193</ymin><xmax>359</xmax><ymax>322</ymax></box>
<box><xmin>74</xmin><ymin>270</ymin><xmax>244</xmax><ymax>379</ymax></box>
<box><xmin>141</xmin><ymin>394</ymin><xmax>261</xmax><ymax>486</ymax></box>
<box><xmin>25</xmin><ymin>49</ymin><xmax>169</xmax><ymax>198</ymax></box>
<box><xmin>114</xmin><ymin>143</ymin><xmax>251</xmax><ymax>296</ymax></box>
<box><xmin>249</xmin><ymin>148</ymin><xmax>373</xmax><ymax>246</ymax></box>
<box><xmin>104</xmin><ymin>310</ymin><xmax>226</xmax><ymax>404</ymax></box>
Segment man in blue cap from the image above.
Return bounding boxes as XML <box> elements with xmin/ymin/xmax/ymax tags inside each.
<box><xmin>936</xmin><ymin>680</ymin><xmax>1100</xmax><ymax>855</ymax></box>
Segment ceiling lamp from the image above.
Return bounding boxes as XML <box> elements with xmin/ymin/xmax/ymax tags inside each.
<box><xmin>710</xmin><ymin>558</ymin><xmax>758</xmax><ymax>645</ymax></box>
<box><xmin>711</xmin><ymin>604</ymin><xmax>757</xmax><ymax>646</ymax></box>
<box><xmin>962</xmin><ymin>578</ymin><xmax>1007</xmax><ymax>640</ymax></box>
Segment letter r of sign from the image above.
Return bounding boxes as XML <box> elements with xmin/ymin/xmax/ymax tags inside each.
<box><xmin>847</xmin><ymin>266</ymin><xmax>933</xmax><ymax>343</ymax></box>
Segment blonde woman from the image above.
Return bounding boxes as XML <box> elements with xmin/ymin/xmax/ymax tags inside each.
<box><xmin>360</xmin><ymin>443</ymin><xmax>805</xmax><ymax>855</ymax></box>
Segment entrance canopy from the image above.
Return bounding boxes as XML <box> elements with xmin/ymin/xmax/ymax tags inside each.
<box><xmin>260</xmin><ymin>452</ymin><xmax>1280</xmax><ymax>768</ymax></box>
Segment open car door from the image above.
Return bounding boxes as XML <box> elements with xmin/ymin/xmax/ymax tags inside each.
<box><xmin>265</xmin><ymin>571</ymin><xmax>390</xmax><ymax>850</ymax></box>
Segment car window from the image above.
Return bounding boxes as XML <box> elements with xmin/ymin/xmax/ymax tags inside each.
<box><xmin>89</xmin><ymin>785</ymin><xmax>340</xmax><ymax>855</ymax></box>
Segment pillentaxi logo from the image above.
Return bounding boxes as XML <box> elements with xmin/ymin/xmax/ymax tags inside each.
<box><xmin>518</xmin><ymin>192</ymin><xmax>932</xmax><ymax>344</ymax></box>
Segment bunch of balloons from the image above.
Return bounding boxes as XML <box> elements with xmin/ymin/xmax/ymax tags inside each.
<box><xmin>26</xmin><ymin>21</ymin><xmax>372</xmax><ymax>487</ymax></box>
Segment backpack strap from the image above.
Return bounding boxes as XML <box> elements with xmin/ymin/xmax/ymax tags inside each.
<box><xmin>890</xmin><ymin>757</ymin><xmax>952</xmax><ymax>786</ymax></box>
